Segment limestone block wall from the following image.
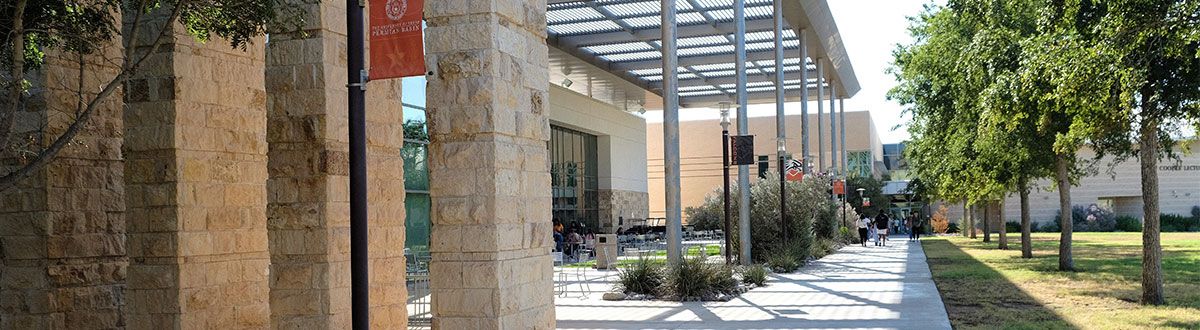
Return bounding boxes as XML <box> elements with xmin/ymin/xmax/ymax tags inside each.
<box><xmin>122</xmin><ymin>18</ymin><xmax>271</xmax><ymax>328</ymax></box>
<box><xmin>597</xmin><ymin>190</ymin><xmax>650</xmax><ymax>234</ymax></box>
<box><xmin>0</xmin><ymin>46</ymin><xmax>127</xmax><ymax>328</ymax></box>
<box><xmin>265</xmin><ymin>1</ymin><xmax>407</xmax><ymax>328</ymax></box>
<box><xmin>425</xmin><ymin>0</ymin><xmax>556</xmax><ymax>328</ymax></box>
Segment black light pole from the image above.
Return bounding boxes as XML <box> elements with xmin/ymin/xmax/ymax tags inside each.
<box><xmin>346</xmin><ymin>1</ymin><xmax>369</xmax><ymax>329</ymax></box>
<box><xmin>720</xmin><ymin>103</ymin><xmax>733</xmax><ymax>264</ymax></box>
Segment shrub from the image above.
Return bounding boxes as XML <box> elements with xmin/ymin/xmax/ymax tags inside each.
<box><xmin>766</xmin><ymin>251</ymin><xmax>800</xmax><ymax>273</ymax></box>
<box><xmin>837</xmin><ymin>226</ymin><xmax>857</xmax><ymax>245</ymax></box>
<box><xmin>1161</xmin><ymin>213</ymin><xmax>1199</xmax><ymax>232</ymax></box>
<box><xmin>1039</xmin><ymin>219</ymin><xmax>1061</xmax><ymax>233</ymax></box>
<box><xmin>1006</xmin><ymin>221</ymin><xmax>1021</xmax><ymax>233</ymax></box>
<box><xmin>684</xmin><ymin>189</ymin><xmax>724</xmax><ymax>231</ymax></box>
<box><xmin>661</xmin><ymin>256</ymin><xmax>737</xmax><ymax>301</ymax></box>
<box><xmin>1115</xmin><ymin>215</ymin><xmax>1142</xmax><ymax>232</ymax></box>
<box><xmin>727</xmin><ymin>171</ymin><xmax>830</xmax><ymax>263</ymax></box>
<box><xmin>810</xmin><ymin>239</ymin><xmax>838</xmax><ymax>260</ymax></box>
<box><xmin>616</xmin><ymin>258</ymin><xmax>664</xmax><ymax>295</ymax></box>
<box><xmin>947</xmin><ymin>222</ymin><xmax>960</xmax><ymax>234</ymax></box>
<box><xmin>741</xmin><ymin>264</ymin><xmax>768</xmax><ymax>287</ymax></box>
<box><xmin>1053</xmin><ymin>204</ymin><xmax>1116</xmax><ymax>232</ymax></box>
<box><xmin>931</xmin><ymin>205</ymin><xmax>950</xmax><ymax>233</ymax></box>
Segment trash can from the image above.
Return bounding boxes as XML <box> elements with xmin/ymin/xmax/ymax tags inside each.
<box><xmin>594</xmin><ymin>234</ymin><xmax>618</xmax><ymax>269</ymax></box>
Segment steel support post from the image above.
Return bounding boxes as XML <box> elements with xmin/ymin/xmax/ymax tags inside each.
<box><xmin>734</xmin><ymin>0</ymin><xmax>752</xmax><ymax>265</ymax></box>
<box><xmin>799</xmin><ymin>29</ymin><xmax>809</xmax><ymax>173</ymax></box>
<box><xmin>661</xmin><ymin>0</ymin><xmax>683</xmax><ymax>264</ymax></box>
<box><xmin>817</xmin><ymin>60</ymin><xmax>824</xmax><ymax>173</ymax></box>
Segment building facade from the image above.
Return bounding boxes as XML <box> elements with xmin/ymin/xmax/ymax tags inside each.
<box><xmin>645</xmin><ymin>111</ymin><xmax>883</xmax><ymax>220</ymax></box>
<box><xmin>940</xmin><ymin>142</ymin><xmax>1200</xmax><ymax>225</ymax></box>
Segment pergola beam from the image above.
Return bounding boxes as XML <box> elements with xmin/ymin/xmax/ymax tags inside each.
<box><xmin>557</xmin><ymin>19</ymin><xmax>776</xmax><ymax>48</ymax></box>
<box><xmin>654</xmin><ymin>71</ymin><xmax>818</xmax><ymax>89</ymax></box>
<box><xmin>614</xmin><ymin>45</ymin><xmax>799</xmax><ymax>70</ymax></box>
<box><xmin>680</xmin><ymin>86</ymin><xmax>821</xmax><ymax>107</ymax></box>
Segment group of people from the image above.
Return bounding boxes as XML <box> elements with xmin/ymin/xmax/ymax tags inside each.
<box><xmin>553</xmin><ymin>219</ymin><xmax>595</xmax><ymax>260</ymax></box>
<box><xmin>856</xmin><ymin>212</ymin><xmax>927</xmax><ymax>247</ymax></box>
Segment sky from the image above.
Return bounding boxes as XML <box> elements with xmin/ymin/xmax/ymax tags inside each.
<box><xmin>403</xmin><ymin>0</ymin><xmax>941</xmax><ymax>143</ymax></box>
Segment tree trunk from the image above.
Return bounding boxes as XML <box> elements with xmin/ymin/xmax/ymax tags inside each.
<box><xmin>1020</xmin><ymin>178</ymin><xmax>1033</xmax><ymax>258</ymax></box>
<box><xmin>1139</xmin><ymin>113</ymin><xmax>1164</xmax><ymax>305</ymax></box>
<box><xmin>1056</xmin><ymin>152</ymin><xmax>1074</xmax><ymax>271</ymax></box>
<box><xmin>969</xmin><ymin>204</ymin><xmax>977</xmax><ymax>239</ymax></box>
<box><xmin>998</xmin><ymin>200</ymin><xmax>1008</xmax><ymax>250</ymax></box>
<box><xmin>2</xmin><ymin>0</ymin><xmax>28</xmax><ymax>152</ymax></box>
<box><xmin>962</xmin><ymin>203</ymin><xmax>969</xmax><ymax>237</ymax></box>
<box><xmin>983</xmin><ymin>203</ymin><xmax>992</xmax><ymax>243</ymax></box>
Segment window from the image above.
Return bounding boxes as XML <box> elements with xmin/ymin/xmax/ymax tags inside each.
<box><xmin>550</xmin><ymin>125</ymin><xmax>599</xmax><ymax>232</ymax></box>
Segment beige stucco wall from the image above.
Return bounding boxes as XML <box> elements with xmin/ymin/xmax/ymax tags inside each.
<box><xmin>646</xmin><ymin>110</ymin><xmax>883</xmax><ymax>219</ymax></box>
<box><xmin>549</xmin><ymin>85</ymin><xmax>650</xmax><ymax>231</ymax></box>
<box><xmin>941</xmin><ymin>141</ymin><xmax>1200</xmax><ymax>224</ymax></box>
<box><xmin>549</xmin><ymin>85</ymin><xmax>649</xmax><ymax>195</ymax></box>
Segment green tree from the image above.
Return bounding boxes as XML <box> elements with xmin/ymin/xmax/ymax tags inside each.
<box><xmin>1086</xmin><ymin>0</ymin><xmax>1200</xmax><ymax>305</ymax></box>
<box><xmin>0</xmin><ymin>0</ymin><xmax>310</xmax><ymax>192</ymax></box>
<box><xmin>846</xmin><ymin>175</ymin><xmax>885</xmax><ymax>217</ymax></box>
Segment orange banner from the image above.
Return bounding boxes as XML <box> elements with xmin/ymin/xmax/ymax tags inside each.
<box><xmin>369</xmin><ymin>0</ymin><xmax>425</xmax><ymax>80</ymax></box>
<box><xmin>833</xmin><ymin>180</ymin><xmax>846</xmax><ymax>195</ymax></box>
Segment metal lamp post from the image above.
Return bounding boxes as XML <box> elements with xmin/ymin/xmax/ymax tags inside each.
<box><xmin>719</xmin><ymin>102</ymin><xmax>733</xmax><ymax>265</ymax></box>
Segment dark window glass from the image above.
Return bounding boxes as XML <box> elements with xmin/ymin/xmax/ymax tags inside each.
<box><xmin>549</xmin><ymin>125</ymin><xmax>599</xmax><ymax>232</ymax></box>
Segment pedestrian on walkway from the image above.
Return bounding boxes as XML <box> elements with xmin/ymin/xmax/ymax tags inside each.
<box><xmin>913</xmin><ymin>215</ymin><xmax>924</xmax><ymax>241</ymax></box>
<box><xmin>907</xmin><ymin>213</ymin><xmax>917</xmax><ymax>241</ymax></box>
<box><xmin>875</xmin><ymin>212</ymin><xmax>890</xmax><ymax>246</ymax></box>
<box><xmin>857</xmin><ymin>215</ymin><xmax>871</xmax><ymax>247</ymax></box>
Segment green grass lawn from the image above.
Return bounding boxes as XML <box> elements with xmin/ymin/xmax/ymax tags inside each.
<box><xmin>923</xmin><ymin>232</ymin><xmax>1200</xmax><ymax>330</ymax></box>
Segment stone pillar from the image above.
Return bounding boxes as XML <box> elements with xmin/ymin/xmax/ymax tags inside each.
<box><xmin>0</xmin><ymin>49</ymin><xmax>126</xmax><ymax>328</ymax></box>
<box><xmin>122</xmin><ymin>18</ymin><xmax>271</xmax><ymax>328</ymax></box>
<box><xmin>425</xmin><ymin>0</ymin><xmax>555</xmax><ymax>329</ymax></box>
<box><xmin>265</xmin><ymin>1</ymin><xmax>407</xmax><ymax>328</ymax></box>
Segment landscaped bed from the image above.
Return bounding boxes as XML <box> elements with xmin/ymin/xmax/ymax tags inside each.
<box><xmin>922</xmin><ymin>232</ymin><xmax>1200</xmax><ymax>329</ymax></box>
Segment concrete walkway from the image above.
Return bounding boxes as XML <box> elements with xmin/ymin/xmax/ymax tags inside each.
<box><xmin>553</xmin><ymin>239</ymin><xmax>951</xmax><ymax>330</ymax></box>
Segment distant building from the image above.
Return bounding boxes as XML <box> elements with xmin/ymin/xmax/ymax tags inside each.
<box><xmin>938</xmin><ymin>141</ymin><xmax>1200</xmax><ymax>224</ymax></box>
<box><xmin>645</xmin><ymin>111</ymin><xmax>885</xmax><ymax>220</ymax></box>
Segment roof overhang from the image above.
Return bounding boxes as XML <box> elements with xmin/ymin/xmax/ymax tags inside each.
<box><xmin>544</xmin><ymin>0</ymin><xmax>859</xmax><ymax>110</ymax></box>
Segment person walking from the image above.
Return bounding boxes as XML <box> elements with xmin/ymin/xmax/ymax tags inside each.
<box><xmin>907</xmin><ymin>214</ymin><xmax>917</xmax><ymax>241</ymax></box>
<box><xmin>874</xmin><ymin>212</ymin><xmax>890</xmax><ymax>247</ymax></box>
<box><xmin>857</xmin><ymin>215</ymin><xmax>871</xmax><ymax>247</ymax></box>
<box><xmin>913</xmin><ymin>216</ymin><xmax>925</xmax><ymax>240</ymax></box>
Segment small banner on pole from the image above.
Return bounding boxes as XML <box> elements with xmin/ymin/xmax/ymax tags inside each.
<box><xmin>369</xmin><ymin>0</ymin><xmax>426</xmax><ymax>80</ymax></box>
<box><xmin>785</xmin><ymin>159</ymin><xmax>804</xmax><ymax>181</ymax></box>
<box><xmin>833</xmin><ymin>180</ymin><xmax>845</xmax><ymax>195</ymax></box>
<box><xmin>731</xmin><ymin>135</ymin><xmax>755</xmax><ymax>165</ymax></box>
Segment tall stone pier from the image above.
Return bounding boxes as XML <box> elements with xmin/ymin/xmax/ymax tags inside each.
<box><xmin>265</xmin><ymin>1</ymin><xmax>408</xmax><ymax>328</ymax></box>
<box><xmin>122</xmin><ymin>18</ymin><xmax>272</xmax><ymax>328</ymax></box>
<box><xmin>424</xmin><ymin>0</ymin><xmax>556</xmax><ymax>328</ymax></box>
<box><xmin>0</xmin><ymin>47</ymin><xmax>127</xmax><ymax>329</ymax></box>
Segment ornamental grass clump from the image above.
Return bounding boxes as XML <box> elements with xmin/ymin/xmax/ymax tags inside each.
<box><xmin>661</xmin><ymin>256</ymin><xmax>737</xmax><ymax>301</ymax></box>
<box><xmin>741</xmin><ymin>264</ymin><xmax>768</xmax><ymax>287</ymax></box>
<box><xmin>616</xmin><ymin>258</ymin><xmax>663</xmax><ymax>295</ymax></box>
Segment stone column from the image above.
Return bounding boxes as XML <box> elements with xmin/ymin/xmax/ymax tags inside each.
<box><xmin>0</xmin><ymin>48</ymin><xmax>126</xmax><ymax>329</ymax></box>
<box><xmin>265</xmin><ymin>1</ymin><xmax>407</xmax><ymax>328</ymax></box>
<box><xmin>122</xmin><ymin>17</ymin><xmax>271</xmax><ymax>328</ymax></box>
<box><xmin>425</xmin><ymin>0</ymin><xmax>555</xmax><ymax>329</ymax></box>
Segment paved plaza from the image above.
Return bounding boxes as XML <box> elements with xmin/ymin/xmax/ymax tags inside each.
<box><xmin>553</xmin><ymin>239</ymin><xmax>951</xmax><ymax>330</ymax></box>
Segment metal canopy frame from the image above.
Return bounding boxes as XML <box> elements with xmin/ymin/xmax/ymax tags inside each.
<box><xmin>547</xmin><ymin>0</ymin><xmax>827</xmax><ymax>108</ymax></box>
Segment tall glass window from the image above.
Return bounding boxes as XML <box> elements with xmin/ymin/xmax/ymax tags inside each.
<box><xmin>550</xmin><ymin>125</ymin><xmax>599</xmax><ymax>232</ymax></box>
<box><xmin>847</xmin><ymin>150</ymin><xmax>873</xmax><ymax>178</ymax></box>
<box><xmin>402</xmin><ymin>76</ymin><xmax>430</xmax><ymax>255</ymax></box>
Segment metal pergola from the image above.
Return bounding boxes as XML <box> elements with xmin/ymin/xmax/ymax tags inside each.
<box><xmin>546</xmin><ymin>0</ymin><xmax>826</xmax><ymax>108</ymax></box>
